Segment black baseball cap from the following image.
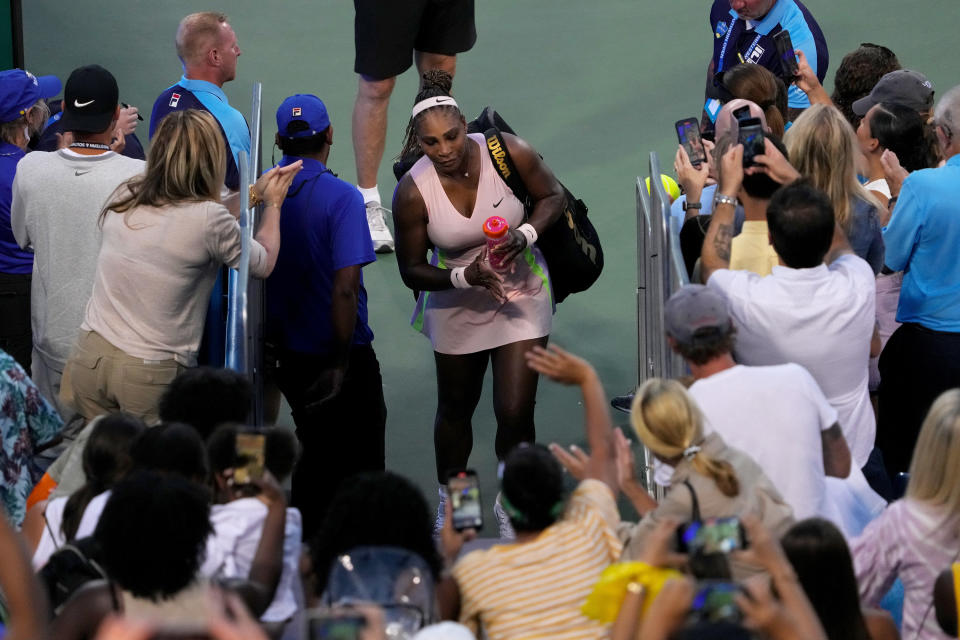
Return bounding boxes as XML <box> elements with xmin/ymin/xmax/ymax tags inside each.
<box><xmin>60</xmin><ymin>65</ymin><xmax>119</xmax><ymax>133</ymax></box>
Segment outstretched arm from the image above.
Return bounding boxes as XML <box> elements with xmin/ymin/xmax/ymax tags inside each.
<box><xmin>526</xmin><ymin>345</ymin><xmax>617</xmax><ymax>491</ymax></box>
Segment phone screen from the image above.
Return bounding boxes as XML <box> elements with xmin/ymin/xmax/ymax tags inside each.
<box><xmin>675</xmin><ymin>118</ymin><xmax>707</xmax><ymax>166</ymax></box>
<box><xmin>737</xmin><ymin>119</ymin><xmax>765</xmax><ymax>168</ymax></box>
<box><xmin>677</xmin><ymin>517</ymin><xmax>746</xmax><ymax>554</ymax></box>
<box><xmin>774</xmin><ymin>30</ymin><xmax>799</xmax><ymax>77</ymax></box>
<box><xmin>690</xmin><ymin>582</ymin><xmax>743</xmax><ymax>624</ymax></box>
<box><xmin>234</xmin><ymin>433</ymin><xmax>266</xmax><ymax>485</ymax></box>
<box><xmin>448</xmin><ymin>470</ymin><xmax>482</xmax><ymax>531</ymax></box>
<box><xmin>307</xmin><ymin>613</ymin><xmax>367</xmax><ymax>640</ymax></box>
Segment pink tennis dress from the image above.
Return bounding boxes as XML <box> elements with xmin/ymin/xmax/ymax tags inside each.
<box><xmin>410</xmin><ymin>133</ymin><xmax>553</xmax><ymax>355</ymax></box>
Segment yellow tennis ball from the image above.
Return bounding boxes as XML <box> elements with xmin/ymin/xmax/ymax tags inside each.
<box><xmin>645</xmin><ymin>174</ymin><xmax>681</xmax><ymax>203</ymax></box>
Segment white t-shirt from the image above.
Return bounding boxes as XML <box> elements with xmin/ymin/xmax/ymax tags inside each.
<box><xmin>33</xmin><ymin>490</ymin><xmax>111</xmax><ymax>569</ymax></box>
<box><xmin>688</xmin><ymin>364</ymin><xmax>837</xmax><ymax>521</ymax></box>
<box><xmin>707</xmin><ymin>254</ymin><xmax>877</xmax><ymax>467</ymax></box>
<box><xmin>200</xmin><ymin>498</ymin><xmax>303</xmax><ymax>622</ymax></box>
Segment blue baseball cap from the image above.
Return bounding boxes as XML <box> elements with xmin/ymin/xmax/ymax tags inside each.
<box><xmin>0</xmin><ymin>69</ymin><xmax>61</xmax><ymax>124</ymax></box>
<box><xmin>276</xmin><ymin>94</ymin><xmax>330</xmax><ymax>139</ymax></box>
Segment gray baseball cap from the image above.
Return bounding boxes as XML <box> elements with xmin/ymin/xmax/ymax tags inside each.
<box><xmin>665</xmin><ymin>285</ymin><xmax>733</xmax><ymax>343</ymax></box>
<box><xmin>852</xmin><ymin>69</ymin><xmax>935</xmax><ymax>116</ymax></box>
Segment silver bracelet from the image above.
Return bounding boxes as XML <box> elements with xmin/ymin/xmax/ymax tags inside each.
<box><xmin>450</xmin><ymin>266</ymin><xmax>471</xmax><ymax>289</ymax></box>
<box><xmin>714</xmin><ymin>193</ymin><xmax>738</xmax><ymax>208</ymax></box>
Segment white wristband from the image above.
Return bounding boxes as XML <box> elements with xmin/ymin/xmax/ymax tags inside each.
<box><xmin>450</xmin><ymin>266</ymin><xmax>471</xmax><ymax>289</ymax></box>
<box><xmin>517</xmin><ymin>223</ymin><xmax>538</xmax><ymax>247</ymax></box>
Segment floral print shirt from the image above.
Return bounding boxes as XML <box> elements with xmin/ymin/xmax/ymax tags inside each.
<box><xmin>0</xmin><ymin>350</ymin><xmax>63</xmax><ymax>526</ymax></box>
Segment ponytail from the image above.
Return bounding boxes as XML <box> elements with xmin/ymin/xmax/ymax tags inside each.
<box><xmin>690</xmin><ymin>453</ymin><xmax>740</xmax><ymax>498</ymax></box>
<box><xmin>631</xmin><ymin>378</ymin><xmax>740</xmax><ymax>497</ymax></box>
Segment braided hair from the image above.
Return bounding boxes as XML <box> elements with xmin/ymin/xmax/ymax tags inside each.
<box><xmin>398</xmin><ymin>69</ymin><xmax>463</xmax><ymax>162</ymax></box>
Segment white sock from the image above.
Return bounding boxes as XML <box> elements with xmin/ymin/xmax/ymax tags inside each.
<box><xmin>438</xmin><ymin>484</ymin><xmax>448</xmax><ymax>500</ymax></box>
<box><xmin>359</xmin><ymin>186</ymin><xmax>381</xmax><ymax>205</ymax></box>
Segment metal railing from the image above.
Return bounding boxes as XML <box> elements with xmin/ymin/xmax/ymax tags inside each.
<box><xmin>225</xmin><ymin>82</ymin><xmax>265</xmax><ymax>424</ymax></box>
<box><xmin>635</xmin><ymin>151</ymin><xmax>690</xmax><ymax>496</ymax></box>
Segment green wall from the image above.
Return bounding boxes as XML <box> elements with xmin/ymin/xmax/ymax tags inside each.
<box><xmin>0</xmin><ymin>0</ymin><xmax>14</xmax><ymax>70</ymax></box>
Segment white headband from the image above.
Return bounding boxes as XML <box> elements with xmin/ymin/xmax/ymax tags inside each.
<box><xmin>411</xmin><ymin>95</ymin><xmax>459</xmax><ymax>119</ymax></box>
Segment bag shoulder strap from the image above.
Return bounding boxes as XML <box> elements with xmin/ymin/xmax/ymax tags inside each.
<box><xmin>483</xmin><ymin>127</ymin><xmax>529</xmax><ymax>202</ymax></box>
<box><xmin>681</xmin><ymin>479</ymin><xmax>702</xmax><ymax>523</ymax></box>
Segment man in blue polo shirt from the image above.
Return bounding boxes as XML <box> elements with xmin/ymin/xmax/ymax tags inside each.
<box><xmin>150</xmin><ymin>11</ymin><xmax>248</xmax><ymax>198</ymax></box>
<box><xmin>705</xmin><ymin>0</ymin><xmax>828</xmax><ymax>126</ymax></box>
<box><xmin>0</xmin><ymin>69</ymin><xmax>61</xmax><ymax>373</ymax></box>
<box><xmin>877</xmin><ymin>84</ymin><xmax>960</xmax><ymax>482</ymax></box>
<box><xmin>150</xmin><ymin>12</ymin><xmax>249</xmax><ymax>367</ymax></box>
<box><xmin>267</xmin><ymin>94</ymin><xmax>386</xmax><ymax>538</ymax></box>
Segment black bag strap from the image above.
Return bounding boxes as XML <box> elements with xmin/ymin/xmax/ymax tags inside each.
<box><xmin>483</xmin><ymin>127</ymin><xmax>530</xmax><ymax>204</ymax></box>
<box><xmin>682</xmin><ymin>479</ymin><xmax>702</xmax><ymax>523</ymax></box>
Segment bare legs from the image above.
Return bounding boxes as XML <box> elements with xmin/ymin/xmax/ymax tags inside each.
<box><xmin>351</xmin><ymin>52</ymin><xmax>457</xmax><ymax>190</ymax></box>
<box><xmin>352</xmin><ymin>75</ymin><xmax>396</xmax><ymax>190</ymax></box>
<box><xmin>432</xmin><ymin>336</ymin><xmax>548</xmax><ymax>482</ymax></box>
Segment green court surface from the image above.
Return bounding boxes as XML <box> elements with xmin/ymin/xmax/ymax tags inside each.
<box><xmin>20</xmin><ymin>1</ymin><xmax>959</xmax><ymax>524</ymax></box>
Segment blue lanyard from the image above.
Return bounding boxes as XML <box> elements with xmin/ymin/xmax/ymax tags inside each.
<box><xmin>717</xmin><ymin>16</ymin><xmax>763</xmax><ymax>72</ymax></box>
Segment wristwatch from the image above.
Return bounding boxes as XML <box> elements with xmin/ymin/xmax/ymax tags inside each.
<box><xmin>714</xmin><ymin>193</ymin><xmax>738</xmax><ymax>208</ymax></box>
<box><xmin>682</xmin><ymin>201</ymin><xmax>702</xmax><ymax>212</ymax></box>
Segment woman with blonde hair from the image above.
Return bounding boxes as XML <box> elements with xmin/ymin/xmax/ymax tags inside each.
<box><xmin>63</xmin><ymin>109</ymin><xmax>301</xmax><ymax>424</ymax></box>
<box><xmin>785</xmin><ymin>104</ymin><xmax>884</xmax><ymax>273</ymax></box>
<box><xmin>853</xmin><ymin>389</ymin><xmax>960</xmax><ymax>640</ymax></box>
<box><xmin>620</xmin><ymin>378</ymin><xmax>794</xmax><ymax>576</ymax></box>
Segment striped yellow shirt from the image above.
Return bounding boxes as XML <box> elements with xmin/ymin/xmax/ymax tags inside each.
<box><xmin>452</xmin><ymin>479</ymin><xmax>621</xmax><ymax>639</ymax></box>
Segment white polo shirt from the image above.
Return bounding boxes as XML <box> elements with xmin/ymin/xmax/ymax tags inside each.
<box><xmin>707</xmin><ymin>254</ymin><xmax>877</xmax><ymax>467</ymax></box>
<box><xmin>689</xmin><ymin>363</ymin><xmax>837</xmax><ymax>521</ymax></box>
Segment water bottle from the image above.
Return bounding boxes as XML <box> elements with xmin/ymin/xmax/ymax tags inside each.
<box><xmin>483</xmin><ymin>215</ymin><xmax>510</xmax><ymax>271</ymax></box>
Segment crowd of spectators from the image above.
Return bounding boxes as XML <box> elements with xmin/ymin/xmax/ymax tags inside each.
<box><xmin>1</xmin><ymin>0</ymin><xmax>959</xmax><ymax>639</ymax></box>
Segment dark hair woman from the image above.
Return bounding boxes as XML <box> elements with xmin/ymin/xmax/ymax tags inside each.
<box><xmin>782</xmin><ymin>518</ymin><xmax>899</xmax><ymax>640</ymax></box>
<box><xmin>392</xmin><ymin>70</ymin><xmax>565</xmax><ymax>534</ymax></box>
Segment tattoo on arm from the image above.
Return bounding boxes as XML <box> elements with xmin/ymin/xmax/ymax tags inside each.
<box><xmin>713</xmin><ymin>223</ymin><xmax>733</xmax><ymax>263</ymax></box>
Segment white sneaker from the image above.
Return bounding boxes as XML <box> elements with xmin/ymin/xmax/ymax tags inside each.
<box><xmin>366</xmin><ymin>202</ymin><xmax>395</xmax><ymax>253</ymax></box>
<box><xmin>494</xmin><ymin>493</ymin><xmax>516</xmax><ymax>540</ymax></box>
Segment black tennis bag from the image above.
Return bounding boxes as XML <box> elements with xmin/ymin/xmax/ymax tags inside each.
<box><xmin>393</xmin><ymin>107</ymin><xmax>603</xmax><ymax>303</ymax></box>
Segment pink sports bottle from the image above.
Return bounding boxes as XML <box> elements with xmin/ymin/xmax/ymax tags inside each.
<box><xmin>483</xmin><ymin>216</ymin><xmax>510</xmax><ymax>271</ymax></box>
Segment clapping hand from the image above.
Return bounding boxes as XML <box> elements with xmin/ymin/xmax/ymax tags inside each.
<box><xmin>465</xmin><ymin>247</ymin><xmax>506</xmax><ymax>302</ymax></box>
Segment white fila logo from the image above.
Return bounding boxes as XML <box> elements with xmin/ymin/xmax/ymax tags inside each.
<box><xmin>169</xmin><ymin>93</ymin><xmax>181</xmax><ymax>108</ymax></box>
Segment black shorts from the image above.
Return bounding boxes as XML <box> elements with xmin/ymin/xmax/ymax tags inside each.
<box><xmin>354</xmin><ymin>0</ymin><xmax>476</xmax><ymax>80</ymax></box>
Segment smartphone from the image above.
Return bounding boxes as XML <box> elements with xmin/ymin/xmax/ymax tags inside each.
<box><xmin>233</xmin><ymin>432</ymin><xmax>266</xmax><ymax>485</ymax></box>
<box><xmin>675</xmin><ymin>118</ymin><xmax>707</xmax><ymax>167</ymax></box>
<box><xmin>150</xmin><ymin>624</ymin><xmax>212</xmax><ymax>640</ymax></box>
<box><xmin>447</xmin><ymin>469</ymin><xmax>483</xmax><ymax>531</ymax></box>
<box><xmin>306</xmin><ymin>611</ymin><xmax>367</xmax><ymax>640</ymax></box>
<box><xmin>676</xmin><ymin>517</ymin><xmax>748</xmax><ymax>554</ymax></box>
<box><xmin>737</xmin><ymin>118</ymin><xmax>766</xmax><ymax>168</ymax></box>
<box><xmin>773</xmin><ymin>30</ymin><xmax>799</xmax><ymax>78</ymax></box>
<box><xmin>731</xmin><ymin>105</ymin><xmax>752</xmax><ymax>123</ymax></box>
<box><xmin>690</xmin><ymin>581</ymin><xmax>743</xmax><ymax>624</ymax></box>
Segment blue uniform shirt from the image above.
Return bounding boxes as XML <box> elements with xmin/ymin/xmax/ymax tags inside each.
<box><xmin>150</xmin><ymin>76</ymin><xmax>250</xmax><ymax>190</ymax></box>
<box><xmin>709</xmin><ymin>0</ymin><xmax>828</xmax><ymax>110</ymax></box>
<box><xmin>0</xmin><ymin>142</ymin><xmax>32</xmax><ymax>274</ymax></box>
<box><xmin>882</xmin><ymin>154</ymin><xmax>960</xmax><ymax>332</ymax></box>
<box><xmin>266</xmin><ymin>156</ymin><xmax>376</xmax><ymax>355</ymax></box>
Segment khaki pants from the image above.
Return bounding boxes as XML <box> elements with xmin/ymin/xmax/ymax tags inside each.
<box><xmin>61</xmin><ymin>331</ymin><xmax>186</xmax><ymax>426</ymax></box>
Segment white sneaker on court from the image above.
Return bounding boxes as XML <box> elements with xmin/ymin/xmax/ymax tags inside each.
<box><xmin>366</xmin><ymin>202</ymin><xmax>394</xmax><ymax>253</ymax></box>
